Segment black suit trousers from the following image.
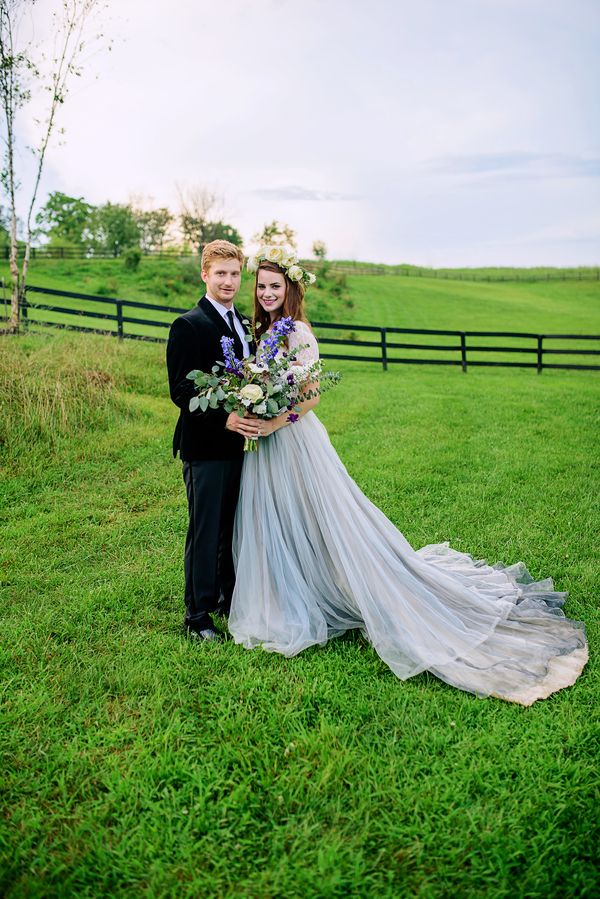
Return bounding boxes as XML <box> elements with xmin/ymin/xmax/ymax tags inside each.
<box><xmin>182</xmin><ymin>457</ymin><xmax>243</xmax><ymax>630</ymax></box>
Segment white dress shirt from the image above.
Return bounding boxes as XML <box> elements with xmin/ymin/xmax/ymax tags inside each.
<box><xmin>206</xmin><ymin>295</ymin><xmax>250</xmax><ymax>358</ymax></box>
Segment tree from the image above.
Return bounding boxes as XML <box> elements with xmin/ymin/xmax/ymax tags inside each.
<box><xmin>176</xmin><ymin>185</ymin><xmax>242</xmax><ymax>255</ymax></box>
<box><xmin>89</xmin><ymin>202</ymin><xmax>140</xmax><ymax>257</ymax></box>
<box><xmin>35</xmin><ymin>191</ymin><xmax>95</xmax><ymax>247</ymax></box>
<box><xmin>177</xmin><ymin>185</ymin><xmax>220</xmax><ymax>253</ymax></box>
<box><xmin>135</xmin><ymin>207</ymin><xmax>174</xmax><ymax>254</ymax></box>
<box><xmin>0</xmin><ymin>0</ymin><xmax>109</xmax><ymax>332</ymax></box>
<box><xmin>312</xmin><ymin>240</ymin><xmax>327</xmax><ymax>260</ymax></box>
<box><xmin>200</xmin><ymin>221</ymin><xmax>243</xmax><ymax>248</ymax></box>
<box><xmin>253</xmin><ymin>220</ymin><xmax>297</xmax><ymax>249</ymax></box>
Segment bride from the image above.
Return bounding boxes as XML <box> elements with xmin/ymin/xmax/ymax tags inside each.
<box><xmin>228</xmin><ymin>248</ymin><xmax>588</xmax><ymax>705</ymax></box>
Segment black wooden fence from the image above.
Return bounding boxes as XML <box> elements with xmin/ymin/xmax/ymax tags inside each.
<box><xmin>13</xmin><ymin>285</ymin><xmax>600</xmax><ymax>373</ymax></box>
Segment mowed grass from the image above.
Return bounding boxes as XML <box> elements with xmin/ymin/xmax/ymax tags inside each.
<box><xmin>1</xmin><ymin>323</ymin><xmax>599</xmax><ymax>898</ymax></box>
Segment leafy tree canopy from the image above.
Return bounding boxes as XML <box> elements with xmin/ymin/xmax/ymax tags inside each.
<box><xmin>89</xmin><ymin>203</ymin><xmax>140</xmax><ymax>256</ymax></box>
<box><xmin>35</xmin><ymin>192</ymin><xmax>95</xmax><ymax>246</ymax></box>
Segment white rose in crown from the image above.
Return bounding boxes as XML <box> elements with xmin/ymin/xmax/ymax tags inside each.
<box><xmin>281</xmin><ymin>246</ymin><xmax>298</xmax><ymax>266</ymax></box>
<box><xmin>287</xmin><ymin>265</ymin><xmax>303</xmax><ymax>282</ymax></box>
<box><xmin>266</xmin><ymin>246</ymin><xmax>285</xmax><ymax>263</ymax></box>
<box><xmin>240</xmin><ymin>383</ymin><xmax>264</xmax><ymax>404</ymax></box>
<box><xmin>306</xmin><ymin>272</ymin><xmax>317</xmax><ymax>284</ymax></box>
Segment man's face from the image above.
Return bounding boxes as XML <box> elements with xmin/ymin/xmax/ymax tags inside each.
<box><xmin>201</xmin><ymin>259</ymin><xmax>242</xmax><ymax>305</ymax></box>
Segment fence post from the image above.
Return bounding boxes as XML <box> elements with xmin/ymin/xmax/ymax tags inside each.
<box><xmin>537</xmin><ymin>335</ymin><xmax>543</xmax><ymax>373</ymax></box>
<box><xmin>381</xmin><ymin>328</ymin><xmax>388</xmax><ymax>371</ymax></box>
<box><xmin>460</xmin><ymin>332</ymin><xmax>467</xmax><ymax>372</ymax></box>
<box><xmin>116</xmin><ymin>300</ymin><xmax>124</xmax><ymax>339</ymax></box>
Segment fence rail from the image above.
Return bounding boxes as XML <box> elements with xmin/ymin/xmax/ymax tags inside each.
<box><xmin>3</xmin><ymin>246</ymin><xmax>600</xmax><ymax>282</ymax></box>
<box><xmin>13</xmin><ymin>285</ymin><xmax>600</xmax><ymax>373</ymax></box>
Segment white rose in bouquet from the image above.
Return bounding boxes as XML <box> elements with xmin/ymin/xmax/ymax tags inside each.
<box><xmin>240</xmin><ymin>383</ymin><xmax>264</xmax><ymax>404</ymax></box>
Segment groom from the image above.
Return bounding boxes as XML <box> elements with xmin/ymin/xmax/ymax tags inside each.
<box><xmin>166</xmin><ymin>239</ymin><xmax>260</xmax><ymax>641</ymax></box>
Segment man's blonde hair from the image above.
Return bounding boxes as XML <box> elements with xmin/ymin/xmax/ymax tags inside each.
<box><xmin>201</xmin><ymin>240</ymin><xmax>245</xmax><ymax>273</ymax></box>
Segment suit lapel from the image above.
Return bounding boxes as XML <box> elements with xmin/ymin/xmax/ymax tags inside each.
<box><xmin>199</xmin><ymin>296</ymin><xmax>255</xmax><ymax>356</ymax></box>
<box><xmin>198</xmin><ymin>295</ymin><xmax>231</xmax><ymax>339</ymax></box>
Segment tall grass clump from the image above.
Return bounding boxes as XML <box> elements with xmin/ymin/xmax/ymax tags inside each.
<box><xmin>0</xmin><ymin>333</ymin><xmax>134</xmax><ymax>467</ymax></box>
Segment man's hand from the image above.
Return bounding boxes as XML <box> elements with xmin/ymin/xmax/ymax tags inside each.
<box><xmin>225</xmin><ymin>412</ymin><xmax>262</xmax><ymax>439</ymax></box>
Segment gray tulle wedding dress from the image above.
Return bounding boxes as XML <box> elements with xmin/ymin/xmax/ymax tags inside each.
<box><xmin>229</xmin><ymin>322</ymin><xmax>588</xmax><ymax>705</ymax></box>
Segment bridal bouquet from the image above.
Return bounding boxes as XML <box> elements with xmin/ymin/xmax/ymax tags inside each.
<box><xmin>187</xmin><ymin>317</ymin><xmax>340</xmax><ymax>451</ymax></box>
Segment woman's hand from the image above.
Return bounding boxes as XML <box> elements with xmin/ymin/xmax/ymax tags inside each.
<box><xmin>244</xmin><ymin>411</ymin><xmax>278</xmax><ymax>438</ymax></box>
<box><xmin>258</xmin><ymin>417</ymin><xmax>279</xmax><ymax>437</ymax></box>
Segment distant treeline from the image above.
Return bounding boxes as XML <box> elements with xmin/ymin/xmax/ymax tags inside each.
<box><xmin>2</xmin><ymin>191</ymin><xmax>598</xmax><ymax>283</ymax></box>
<box><xmin>5</xmin><ymin>190</ymin><xmax>242</xmax><ymax>259</ymax></box>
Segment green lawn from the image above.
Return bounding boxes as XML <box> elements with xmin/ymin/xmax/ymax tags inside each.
<box><xmin>1</xmin><ymin>320</ymin><xmax>598</xmax><ymax>897</ymax></box>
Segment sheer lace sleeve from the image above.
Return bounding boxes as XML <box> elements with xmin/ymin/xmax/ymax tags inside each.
<box><xmin>288</xmin><ymin>320</ymin><xmax>319</xmax><ymax>364</ymax></box>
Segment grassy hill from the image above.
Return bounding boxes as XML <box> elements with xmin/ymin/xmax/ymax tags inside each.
<box><xmin>3</xmin><ymin>256</ymin><xmax>600</xmax><ymax>328</ymax></box>
<box><xmin>1</xmin><ymin>266</ymin><xmax>598</xmax><ymax>897</ymax></box>
<box><xmin>2</xmin><ymin>257</ymin><xmax>600</xmax><ymax>372</ymax></box>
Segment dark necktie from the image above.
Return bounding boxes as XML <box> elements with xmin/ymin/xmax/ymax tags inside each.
<box><xmin>226</xmin><ymin>309</ymin><xmax>245</xmax><ymax>359</ymax></box>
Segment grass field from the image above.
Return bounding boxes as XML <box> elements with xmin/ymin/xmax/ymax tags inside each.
<box><xmin>1</xmin><ymin>263</ymin><xmax>599</xmax><ymax>897</ymax></box>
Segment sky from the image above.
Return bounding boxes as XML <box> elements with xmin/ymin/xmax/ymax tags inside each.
<box><xmin>14</xmin><ymin>0</ymin><xmax>600</xmax><ymax>266</ymax></box>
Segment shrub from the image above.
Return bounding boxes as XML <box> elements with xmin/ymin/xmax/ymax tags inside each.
<box><xmin>329</xmin><ymin>273</ymin><xmax>348</xmax><ymax>297</ymax></box>
<box><xmin>123</xmin><ymin>247</ymin><xmax>142</xmax><ymax>271</ymax></box>
<box><xmin>177</xmin><ymin>257</ymin><xmax>203</xmax><ymax>287</ymax></box>
<box><xmin>94</xmin><ymin>278</ymin><xmax>120</xmax><ymax>297</ymax></box>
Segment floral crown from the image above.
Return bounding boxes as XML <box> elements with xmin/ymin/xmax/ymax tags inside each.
<box><xmin>246</xmin><ymin>245</ymin><xmax>317</xmax><ymax>286</ymax></box>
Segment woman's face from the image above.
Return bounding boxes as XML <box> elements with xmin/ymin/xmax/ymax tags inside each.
<box><xmin>256</xmin><ymin>268</ymin><xmax>286</xmax><ymax>321</ymax></box>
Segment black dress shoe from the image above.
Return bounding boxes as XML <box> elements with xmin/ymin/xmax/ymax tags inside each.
<box><xmin>185</xmin><ymin>626</ymin><xmax>222</xmax><ymax>643</ymax></box>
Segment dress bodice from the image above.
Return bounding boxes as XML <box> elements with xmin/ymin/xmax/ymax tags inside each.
<box><xmin>287</xmin><ymin>320</ymin><xmax>319</xmax><ymax>365</ymax></box>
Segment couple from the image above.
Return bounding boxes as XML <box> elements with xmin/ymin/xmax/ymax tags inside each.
<box><xmin>166</xmin><ymin>239</ymin><xmax>588</xmax><ymax>706</ymax></box>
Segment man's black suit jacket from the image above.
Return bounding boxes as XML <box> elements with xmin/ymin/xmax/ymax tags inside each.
<box><xmin>166</xmin><ymin>296</ymin><xmax>252</xmax><ymax>461</ymax></box>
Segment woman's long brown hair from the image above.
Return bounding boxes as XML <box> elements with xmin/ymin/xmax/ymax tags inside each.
<box><xmin>253</xmin><ymin>262</ymin><xmax>310</xmax><ymax>337</ymax></box>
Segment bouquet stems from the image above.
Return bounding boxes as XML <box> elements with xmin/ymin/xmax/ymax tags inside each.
<box><xmin>244</xmin><ymin>437</ymin><xmax>258</xmax><ymax>452</ymax></box>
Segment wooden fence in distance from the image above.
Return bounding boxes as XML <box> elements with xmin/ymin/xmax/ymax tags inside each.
<box><xmin>3</xmin><ymin>246</ymin><xmax>600</xmax><ymax>282</ymax></box>
<box><xmin>16</xmin><ymin>285</ymin><xmax>600</xmax><ymax>373</ymax></box>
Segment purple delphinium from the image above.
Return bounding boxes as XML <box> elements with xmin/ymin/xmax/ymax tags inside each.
<box><xmin>221</xmin><ymin>335</ymin><xmax>244</xmax><ymax>376</ymax></box>
<box><xmin>271</xmin><ymin>316</ymin><xmax>295</xmax><ymax>339</ymax></box>
<box><xmin>287</xmin><ymin>412</ymin><xmax>300</xmax><ymax>423</ymax></box>
<box><xmin>286</xmin><ymin>372</ymin><xmax>295</xmax><ymax>386</ymax></box>
<box><xmin>259</xmin><ymin>334</ymin><xmax>280</xmax><ymax>364</ymax></box>
<box><xmin>259</xmin><ymin>317</ymin><xmax>296</xmax><ymax>364</ymax></box>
